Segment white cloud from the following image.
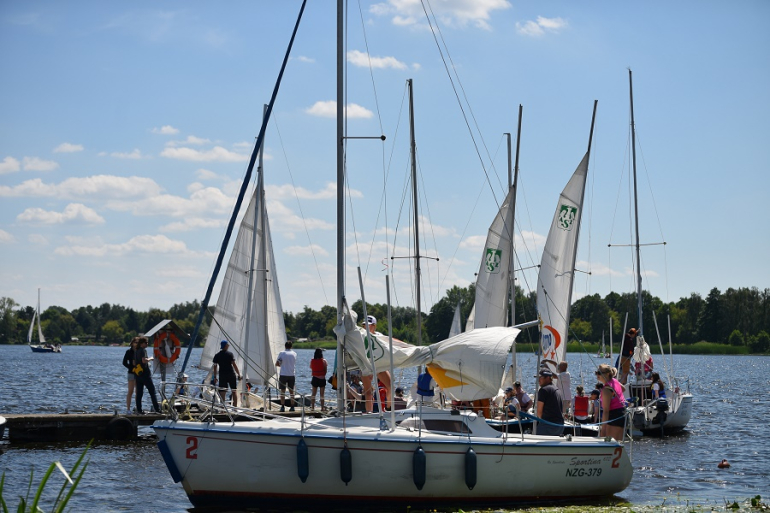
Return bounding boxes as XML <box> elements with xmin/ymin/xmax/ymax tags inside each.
<box><xmin>53</xmin><ymin>143</ymin><xmax>84</xmax><ymax>153</ymax></box>
<box><xmin>283</xmin><ymin>244</ymin><xmax>329</xmax><ymax>257</ymax></box>
<box><xmin>515</xmin><ymin>16</ymin><xmax>567</xmax><ymax>37</ymax></box>
<box><xmin>582</xmin><ymin>261</ymin><xmax>624</xmax><ymax>278</ymax></box>
<box><xmin>152</xmin><ymin>125</ymin><xmax>180</xmax><ymax>135</ymax></box>
<box><xmin>267</xmin><ymin>200</ymin><xmax>335</xmax><ymax>233</ymax></box>
<box><xmin>103</xmin><ymin>149</ymin><xmax>143</xmax><ymax>159</ymax></box>
<box><xmin>294</xmin><ymin>55</ymin><xmax>315</xmax><ymax>63</ymax></box>
<box><xmin>108</xmin><ymin>186</ymin><xmax>234</xmax><ymax>218</ymax></box>
<box><xmin>460</xmin><ymin>234</ymin><xmax>486</xmax><ymax>252</ymax></box>
<box><xmin>266</xmin><ymin>182</ymin><xmax>363</xmax><ymax>200</ymax></box>
<box><xmin>0</xmin><ymin>229</ymin><xmax>15</xmax><ymax>243</ymax></box>
<box><xmin>28</xmin><ymin>234</ymin><xmax>48</xmax><ymax>245</ymax></box>
<box><xmin>17</xmin><ymin>203</ymin><xmax>106</xmax><ymax>225</ymax></box>
<box><xmin>0</xmin><ymin>156</ymin><xmax>21</xmax><ymax>174</ymax></box>
<box><xmin>54</xmin><ymin>234</ymin><xmax>188</xmax><ymax>257</ymax></box>
<box><xmin>306</xmin><ymin>101</ymin><xmax>373</xmax><ymax>119</ymax></box>
<box><xmin>23</xmin><ymin>156</ymin><xmax>59</xmax><ymax>172</ymax></box>
<box><xmin>165</xmin><ymin>135</ymin><xmax>212</xmax><ymax>147</ymax></box>
<box><xmin>371</xmin><ymin>0</ymin><xmax>510</xmax><ymax>30</ymax></box>
<box><xmin>160</xmin><ymin>146</ymin><xmax>248</xmax><ymax>162</ymax></box>
<box><xmin>347</xmin><ymin>50</ymin><xmax>407</xmax><ymax>70</ymax></box>
<box><xmin>159</xmin><ymin>217</ymin><xmax>224</xmax><ymax>232</ymax></box>
<box><xmin>0</xmin><ymin>175</ymin><xmax>162</xmax><ymax>200</ymax></box>
<box><xmin>195</xmin><ymin>168</ymin><xmax>219</xmax><ymax>181</ymax></box>
<box><xmin>155</xmin><ymin>265</ymin><xmax>206</xmax><ymax>278</ymax></box>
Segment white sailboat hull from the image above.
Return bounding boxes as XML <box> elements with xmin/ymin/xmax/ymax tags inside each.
<box><xmin>153</xmin><ymin>409</ymin><xmax>632</xmax><ymax>507</ymax></box>
<box><xmin>632</xmin><ymin>391</ymin><xmax>693</xmax><ymax>435</ymax></box>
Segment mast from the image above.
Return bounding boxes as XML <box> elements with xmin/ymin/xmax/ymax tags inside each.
<box><xmin>509</xmin><ymin>104</ymin><xmax>522</xmax><ymax>327</ymax></box>
<box><xmin>335</xmin><ymin>0</ymin><xmax>346</xmax><ymax>400</ymax></box>
<box><xmin>629</xmin><ymin>69</ymin><xmax>644</xmax><ymax>335</ymax></box>
<box><xmin>258</xmin><ymin>105</ymin><xmax>270</xmax><ymax>387</ymax></box>
<box><xmin>407</xmin><ymin>78</ymin><xmax>422</xmax><ymax>345</ymax></box>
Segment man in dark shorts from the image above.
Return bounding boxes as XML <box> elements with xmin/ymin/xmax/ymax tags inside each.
<box><xmin>536</xmin><ymin>369</ymin><xmax>564</xmax><ymax>436</ymax></box>
<box><xmin>276</xmin><ymin>341</ymin><xmax>297</xmax><ymax>412</ymax></box>
<box><xmin>135</xmin><ymin>337</ymin><xmax>161</xmax><ymax>414</ymax></box>
<box><xmin>213</xmin><ymin>340</ymin><xmax>241</xmax><ymax>407</ymax></box>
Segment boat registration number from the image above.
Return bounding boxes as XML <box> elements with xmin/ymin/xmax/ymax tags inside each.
<box><xmin>565</xmin><ymin>467</ymin><xmax>602</xmax><ymax>477</ymax></box>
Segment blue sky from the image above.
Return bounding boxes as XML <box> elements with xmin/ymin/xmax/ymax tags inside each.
<box><xmin>1</xmin><ymin>1</ymin><xmax>768</xmax><ymax>318</ymax></box>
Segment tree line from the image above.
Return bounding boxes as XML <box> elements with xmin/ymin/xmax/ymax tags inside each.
<box><xmin>0</xmin><ymin>285</ymin><xmax>768</xmax><ymax>353</ymax></box>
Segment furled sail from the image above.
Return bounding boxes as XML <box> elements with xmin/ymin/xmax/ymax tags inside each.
<box><xmin>471</xmin><ymin>186</ymin><xmax>516</xmax><ymax>330</ymax></box>
<box><xmin>200</xmin><ymin>184</ymin><xmax>287</xmax><ymax>387</ymax></box>
<box><xmin>537</xmin><ymin>152</ymin><xmax>589</xmax><ymax>367</ymax></box>
<box><xmin>338</xmin><ymin>310</ymin><xmax>517</xmax><ymax>402</ymax></box>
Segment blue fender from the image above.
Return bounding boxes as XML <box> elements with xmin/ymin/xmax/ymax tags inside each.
<box><xmin>413</xmin><ymin>446</ymin><xmax>427</xmax><ymax>490</ymax></box>
<box><xmin>297</xmin><ymin>438</ymin><xmax>309</xmax><ymax>483</ymax></box>
<box><xmin>340</xmin><ymin>446</ymin><xmax>352</xmax><ymax>484</ymax></box>
<box><xmin>465</xmin><ymin>447</ymin><xmax>477</xmax><ymax>490</ymax></box>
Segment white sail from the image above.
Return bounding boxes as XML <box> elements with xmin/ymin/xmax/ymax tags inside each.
<box><xmin>200</xmin><ymin>185</ymin><xmax>287</xmax><ymax>387</ymax></box>
<box><xmin>448</xmin><ymin>302</ymin><xmax>462</xmax><ymax>338</ymax></box>
<box><xmin>471</xmin><ymin>186</ymin><xmax>516</xmax><ymax>330</ymax></box>
<box><xmin>338</xmin><ymin>309</ymin><xmax>517</xmax><ymax>402</ymax></box>
<box><xmin>28</xmin><ymin>289</ymin><xmax>47</xmax><ymax>345</ymax></box>
<box><xmin>537</xmin><ymin>152</ymin><xmax>589</xmax><ymax>367</ymax></box>
<box><xmin>27</xmin><ymin>309</ymin><xmax>37</xmax><ymax>345</ymax></box>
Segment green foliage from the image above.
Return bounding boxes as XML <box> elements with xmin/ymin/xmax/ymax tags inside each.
<box><xmin>728</xmin><ymin>329</ymin><xmax>745</xmax><ymax>347</ymax></box>
<box><xmin>749</xmin><ymin>331</ymin><xmax>770</xmax><ymax>354</ymax></box>
<box><xmin>0</xmin><ymin>445</ymin><xmax>89</xmax><ymax>513</ymax></box>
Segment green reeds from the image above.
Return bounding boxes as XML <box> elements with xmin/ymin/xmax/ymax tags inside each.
<box><xmin>0</xmin><ymin>443</ymin><xmax>89</xmax><ymax>513</ymax></box>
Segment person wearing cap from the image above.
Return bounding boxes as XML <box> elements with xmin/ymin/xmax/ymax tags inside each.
<box><xmin>499</xmin><ymin>387</ymin><xmax>521</xmax><ymax>419</ymax></box>
<box><xmin>536</xmin><ymin>369</ymin><xmax>564</xmax><ymax>436</ymax></box>
<box><xmin>213</xmin><ymin>340</ymin><xmax>241</xmax><ymax>407</ymax></box>
<box><xmin>588</xmin><ymin>388</ymin><xmax>602</xmax><ymax>423</ymax></box>
<box><xmin>512</xmin><ymin>381</ymin><xmax>533</xmax><ymax>412</ymax></box>
<box><xmin>275</xmin><ymin>341</ymin><xmax>297</xmax><ymax>412</ymax></box>
<box><xmin>619</xmin><ymin>328</ymin><xmax>638</xmax><ymax>384</ymax></box>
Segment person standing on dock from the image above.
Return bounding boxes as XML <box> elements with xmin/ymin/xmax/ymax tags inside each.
<box><xmin>213</xmin><ymin>340</ymin><xmax>242</xmax><ymax>407</ymax></box>
<box><xmin>122</xmin><ymin>338</ymin><xmax>138</xmax><ymax>414</ymax></box>
<box><xmin>276</xmin><ymin>341</ymin><xmax>297</xmax><ymax>412</ymax></box>
<box><xmin>134</xmin><ymin>337</ymin><xmax>161</xmax><ymax>414</ymax></box>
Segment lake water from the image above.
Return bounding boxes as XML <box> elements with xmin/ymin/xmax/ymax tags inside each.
<box><xmin>1</xmin><ymin>345</ymin><xmax>768</xmax><ymax>512</ymax></box>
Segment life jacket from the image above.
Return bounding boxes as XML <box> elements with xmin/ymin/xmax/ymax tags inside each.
<box><xmin>573</xmin><ymin>395</ymin><xmax>590</xmax><ymax>418</ymax></box>
<box><xmin>310</xmin><ymin>358</ymin><xmax>326</xmax><ymax>378</ymax></box>
<box><xmin>417</xmin><ymin>373</ymin><xmax>434</xmax><ymax>397</ymax></box>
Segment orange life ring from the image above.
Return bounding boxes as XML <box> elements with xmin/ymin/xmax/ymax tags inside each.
<box><xmin>154</xmin><ymin>331</ymin><xmax>181</xmax><ymax>364</ymax></box>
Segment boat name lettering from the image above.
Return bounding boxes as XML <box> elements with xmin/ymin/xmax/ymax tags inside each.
<box><xmin>565</xmin><ymin>467</ymin><xmax>602</xmax><ymax>477</ymax></box>
<box><xmin>569</xmin><ymin>457</ymin><xmax>602</xmax><ymax>466</ymax></box>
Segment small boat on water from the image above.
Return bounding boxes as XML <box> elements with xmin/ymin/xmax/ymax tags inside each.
<box><xmin>617</xmin><ymin>70</ymin><xmax>693</xmax><ymax>436</ymax></box>
<box><xmin>28</xmin><ymin>288</ymin><xmax>61</xmax><ymax>353</ymax></box>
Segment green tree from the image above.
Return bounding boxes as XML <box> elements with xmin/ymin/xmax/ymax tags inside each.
<box><xmin>727</xmin><ymin>329</ymin><xmax>744</xmax><ymax>347</ymax></box>
<box><xmin>0</xmin><ymin>297</ymin><xmax>19</xmax><ymax>344</ymax></box>
<box><xmin>698</xmin><ymin>287</ymin><xmax>723</xmax><ymax>343</ymax></box>
<box><xmin>749</xmin><ymin>331</ymin><xmax>770</xmax><ymax>353</ymax></box>
<box><xmin>102</xmin><ymin>319</ymin><xmax>125</xmax><ymax>343</ymax></box>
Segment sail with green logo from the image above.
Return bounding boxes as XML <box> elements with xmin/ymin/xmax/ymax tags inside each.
<box><xmin>536</xmin><ymin>152</ymin><xmax>589</xmax><ymax>368</ymax></box>
<box><xmin>470</xmin><ymin>186</ymin><xmax>516</xmax><ymax>330</ymax></box>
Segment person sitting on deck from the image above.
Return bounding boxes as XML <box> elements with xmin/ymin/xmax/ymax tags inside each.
<box><xmin>513</xmin><ymin>381</ymin><xmax>533</xmax><ymax>412</ymax></box>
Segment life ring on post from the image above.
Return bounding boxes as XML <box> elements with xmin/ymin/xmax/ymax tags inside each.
<box><xmin>154</xmin><ymin>331</ymin><xmax>181</xmax><ymax>364</ymax></box>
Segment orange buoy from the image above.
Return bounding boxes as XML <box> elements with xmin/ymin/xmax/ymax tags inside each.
<box><xmin>717</xmin><ymin>459</ymin><xmax>730</xmax><ymax>469</ymax></box>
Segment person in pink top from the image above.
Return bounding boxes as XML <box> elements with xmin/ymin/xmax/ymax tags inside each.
<box><xmin>595</xmin><ymin>363</ymin><xmax>626</xmax><ymax>440</ymax></box>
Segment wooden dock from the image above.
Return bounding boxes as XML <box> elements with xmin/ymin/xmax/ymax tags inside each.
<box><xmin>1</xmin><ymin>409</ymin><xmax>320</xmax><ymax>443</ymax></box>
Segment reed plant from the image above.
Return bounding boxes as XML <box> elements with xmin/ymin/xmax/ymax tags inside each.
<box><xmin>0</xmin><ymin>444</ymin><xmax>89</xmax><ymax>513</ymax></box>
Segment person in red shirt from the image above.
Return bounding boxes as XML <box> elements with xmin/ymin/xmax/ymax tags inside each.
<box><xmin>309</xmin><ymin>348</ymin><xmax>328</xmax><ymax>411</ymax></box>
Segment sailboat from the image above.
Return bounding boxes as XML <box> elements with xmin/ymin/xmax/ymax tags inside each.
<box><xmin>28</xmin><ymin>289</ymin><xmax>61</xmax><ymax>353</ymax></box>
<box><xmin>621</xmin><ymin>70</ymin><xmax>693</xmax><ymax>436</ymax></box>
<box><xmin>447</xmin><ymin>302</ymin><xmax>462</xmax><ymax>338</ymax></box>
<box><xmin>197</xmin><ymin>116</ymin><xmax>287</xmax><ymax>410</ymax></box>
<box><xmin>152</xmin><ymin>2</ymin><xmax>632</xmax><ymax>507</ymax></box>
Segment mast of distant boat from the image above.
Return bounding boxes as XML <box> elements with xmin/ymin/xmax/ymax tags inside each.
<box><xmin>629</xmin><ymin>69</ymin><xmax>644</xmax><ymax>336</ymax></box>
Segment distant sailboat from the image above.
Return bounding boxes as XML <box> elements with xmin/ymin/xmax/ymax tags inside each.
<box><xmin>28</xmin><ymin>289</ymin><xmax>61</xmax><ymax>353</ymax></box>
<box><xmin>447</xmin><ymin>303</ymin><xmax>462</xmax><ymax>338</ymax></box>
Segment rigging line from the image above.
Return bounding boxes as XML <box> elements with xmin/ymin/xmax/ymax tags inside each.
<box><xmin>416</xmin><ymin>153</ymin><xmax>441</xmax><ymax>307</ymax></box>
<box><xmin>422</xmin><ymin>0</ymin><xmax>507</xmax><ymax>199</ymax></box>
<box><xmin>438</xmin><ymin>133</ymin><xmax>506</xmax><ymax>292</ymax></box>
<box><xmin>272</xmin><ymin>114</ymin><xmax>329</xmax><ymax>306</ymax></box>
<box><xmin>418</xmin><ymin>0</ymin><xmax>502</xmax><ymax>208</ymax></box>
<box><xmin>634</xmin><ymin>131</ymin><xmax>668</xmax><ymax>243</ymax></box>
